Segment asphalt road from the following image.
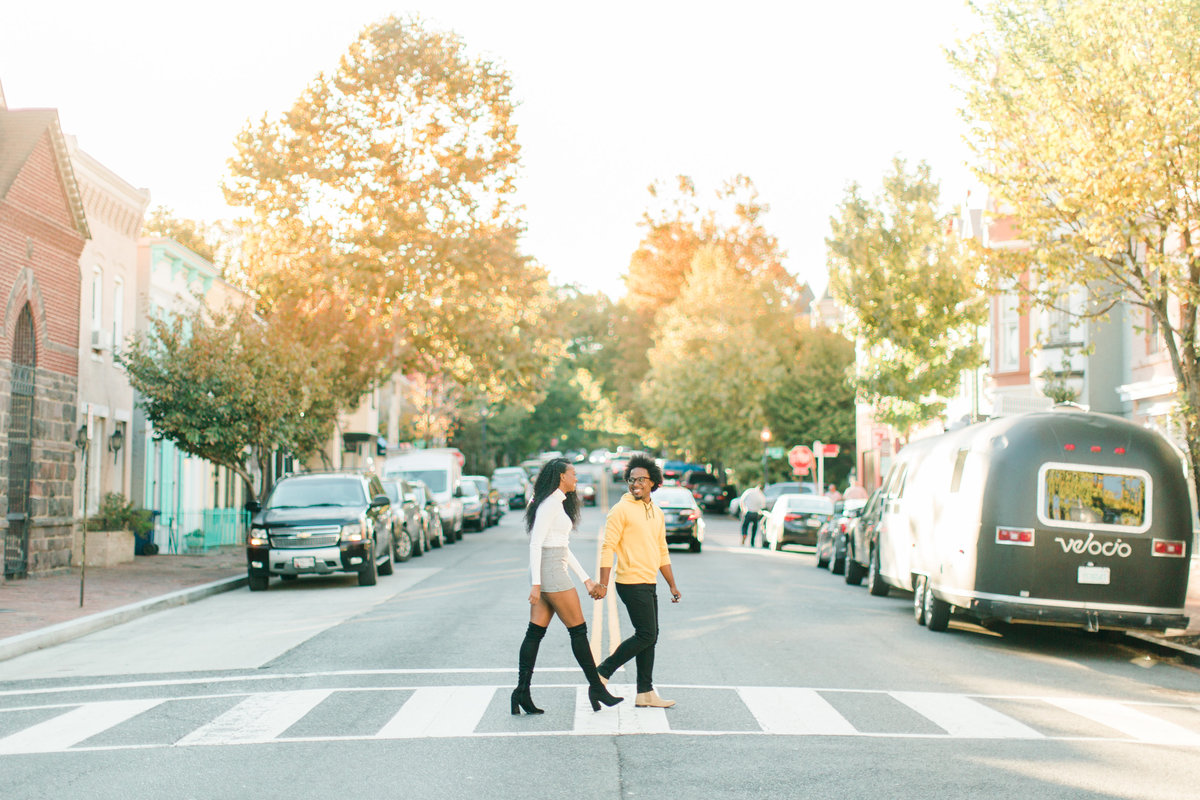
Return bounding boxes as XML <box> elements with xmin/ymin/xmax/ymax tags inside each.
<box><xmin>1</xmin><ymin>473</ymin><xmax>1199</xmax><ymax>799</ymax></box>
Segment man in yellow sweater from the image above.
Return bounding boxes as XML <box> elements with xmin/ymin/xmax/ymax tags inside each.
<box><xmin>596</xmin><ymin>453</ymin><xmax>682</xmax><ymax>708</ymax></box>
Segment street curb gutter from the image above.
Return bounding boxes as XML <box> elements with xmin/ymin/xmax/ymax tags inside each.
<box><xmin>1125</xmin><ymin>632</ymin><xmax>1200</xmax><ymax>669</ymax></box>
<box><xmin>0</xmin><ymin>575</ymin><xmax>247</xmax><ymax>663</ymax></box>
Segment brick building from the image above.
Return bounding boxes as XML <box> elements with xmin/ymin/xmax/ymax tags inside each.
<box><xmin>0</xmin><ymin>95</ymin><xmax>90</xmax><ymax>578</ymax></box>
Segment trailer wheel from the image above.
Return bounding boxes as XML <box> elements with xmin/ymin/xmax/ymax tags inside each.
<box><xmin>867</xmin><ymin>546</ymin><xmax>889</xmax><ymax>597</ymax></box>
<box><xmin>913</xmin><ymin>575</ymin><xmax>927</xmax><ymax>625</ymax></box>
<box><xmin>923</xmin><ymin>583</ymin><xmax>950</xmax><ymax>631</ymax></box>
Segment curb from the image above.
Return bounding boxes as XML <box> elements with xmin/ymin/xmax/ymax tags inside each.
<box><xmin>1125</xmin><ymin>631</ymin><xmax>1200</xmax><ymax>669</ymax></box>
<box><xmin>0</xmin><ymin>574</ymin><xmax>247</xmax><ymax>663</ymax></box>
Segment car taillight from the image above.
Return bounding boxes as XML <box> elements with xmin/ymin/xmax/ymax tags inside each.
<box><xmin>1064</xmin><ymin>444</ymin><xmax>1075</xmax><ymax>451</ymax></box>
<box><xmin>693</xmin><ymin>492</ymin><xmax>702</xmax><ymax>499</ymax></box>
<box><xmin>784</xmin><ymin>513</ymin><xmax>801</xmax><ymax>521</ymax></box>
<box><xmin>996</xmin><ymin>526</ymin><xmax>1034</xmax><ymax>546</ymax></box>
<box><xmin>1152</xmin><ymin>540</ymin><xmax>1186</xmax><ymax>558</ymax></box>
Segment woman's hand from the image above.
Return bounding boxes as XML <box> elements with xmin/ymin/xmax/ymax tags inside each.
<box><xmin>585</xmin><ymin>579</ymin><xmax>606</xmax><ymax>600</ymax></box>
<box><xmin>529</xmin><ymin>586</ymin><xmax>541</xmax><ymax>606</ymax></box>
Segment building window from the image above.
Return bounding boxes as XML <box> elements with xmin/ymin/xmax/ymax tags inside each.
<box><xmin>1000</xmin><ymin>294</ymin><xmax>1020</xmax><ymax>371</ymax></box>
<box><xmin>1048</xmin><ymin>306</ymin><xmax>1072</xmax><ymax>345</ymax></box>
<box><xmin>112</xmin><ymin>278</ymin><xmax>124</xmax><ymax>354</ymax></box>
<box><xmin>91</xmin><ymin>268</ymin><xmax>103</xmax><ymax>333</ymax></box>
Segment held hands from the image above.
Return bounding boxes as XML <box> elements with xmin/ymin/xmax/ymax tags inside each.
<box><xmin>585</xmin><ymin>579</ymin><xmax>607</xmax><ymax>600</ymax></box>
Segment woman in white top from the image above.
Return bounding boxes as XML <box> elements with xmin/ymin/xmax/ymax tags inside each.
<box><xmin>512</xmin><ymin>458</ymin><xmax>623</xmax><ymax>715</ymax></box>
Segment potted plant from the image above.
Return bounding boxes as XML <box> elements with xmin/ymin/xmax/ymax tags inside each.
<box><xmin>79</xmin><ymin>493</ymin><xmax>155</xmax><ymax>565</ymax></box>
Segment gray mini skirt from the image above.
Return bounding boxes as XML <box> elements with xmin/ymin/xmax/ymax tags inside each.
<box><xmin>539</xmin><ymin>547</ymin><xmax>574</xmax><ymax>592</ymax></box>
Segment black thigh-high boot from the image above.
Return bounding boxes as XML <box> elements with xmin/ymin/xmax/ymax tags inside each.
<box><xmin>512</xmin><ymin>622</ymin><xmax>547</xmax><ymax>715</ymax></box>
<box><xmin>567</xmin><ymin>623</ymin><xmax>623</xmax><ymax>711</ymax></box>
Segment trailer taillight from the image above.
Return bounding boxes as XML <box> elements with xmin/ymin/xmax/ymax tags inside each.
<box><xmin>1090</xmin><ymin>445</ymin><xmax>1102</xmax><ymax>452</ymax></box>
<box><xmin>1064</xmin><ymin>444</ymin><xmax>1076</xmax><ymax>451</ymax></box>
<box><xmin>996</xmin><ymin>526</ymin><xmax>1035</xmax><ymax>546</ymax></box>
<box><xmin>1114</xmin><ymin>447</ymin><xmax>1125</xmax><ymax>455</ymax></box>
<box><xmin>1152</xmin><ymin>539</ymin><xmax>1186</xmax><ymax>558</ymax></box>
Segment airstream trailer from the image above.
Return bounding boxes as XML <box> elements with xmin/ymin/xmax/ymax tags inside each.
<box><xmin>860</xmin><ymin>409</ymin><xmax>1193</xmax><ymax>633</ymax></box>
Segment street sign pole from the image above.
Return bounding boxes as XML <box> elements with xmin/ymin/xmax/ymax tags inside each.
<box><xmin>814</xmin><ymin>440</ymin><xmax>824</xmax><ymax>494</ymax></box>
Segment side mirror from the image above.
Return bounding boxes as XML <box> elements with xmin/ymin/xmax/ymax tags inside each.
<box><xmin>370</xmin><ymin>494</ymin><xmax>390</xmax><ymax>508</ymax></box>
<box><xmin>245</xmin><ymin>500</ymin><xmax>262</xmax><ymax>513</ymax></box>
<box><xmin>454</xmin><ymin>486</ymin><xmax>463</xmax><ymax>498</ymax></box>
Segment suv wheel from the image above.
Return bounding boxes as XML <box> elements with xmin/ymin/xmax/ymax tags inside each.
<box><xmin>394</xmin><ymin>529</ymin><xmax>412</xmax><ymax>563</ymax></box>
<box><xmin>358</xmin><ymin>547</ymin><xmax>378</xmax><ymax>586</ymax></box>
<box><xmin>248</xmin><ymin>574</ymin><xmax>269</xmax><ymax>592</ymax></box>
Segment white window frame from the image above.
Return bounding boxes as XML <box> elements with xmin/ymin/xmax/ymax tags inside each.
<box><xmin>112</xmin><ymin>278</ymin><xmax>124</xmax><ymax>355</ymax></box>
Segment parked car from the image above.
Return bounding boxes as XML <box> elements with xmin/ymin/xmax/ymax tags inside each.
<box><xmin>844</xmin><ymin>490</ymin><xmax>884</xmax><ymax>586</ymax></box>
<box><xmin>608</xmin><ymin>456</ymin><xmax>631</xmax><ymax>483</ymax></box>
<box><xmin>464</xmin><ymin>475</ymin><xmax>503</xmax><ymax>527</ymax></box>
<box><xmin>384</xmin><ymin>450</ymin><xmax>463</xmax><ymax>542</ymax></box>
<box><xmin>492</xmin><ymin>467</ymin><xmax>532</xmax><ymax>509</ymax></box>
<box><xmin>588</xmin><ymin>449</ymin><xmax>611</xmax><ymax>464</ymax></box>
<box><xmin>380</xmin><ymin>478</ymin><xmax>428</xmax><ymax>561</ymax></box>
<box><xmin>576</xmin><ymin>470</ymin><xmax>598</xmax><ymax>506</ymax></box>
<box><xmin>762</xmin><ymin>493</ymin><xmax>836</xmax><ymax>550</ymax></box>
<box><xmin>682</xmin><ymin>470</ymin><xmax>736</xmax><ymax>513</ymax></box>
<box><xmin>652</xmin><ymin>485</ymin><xmax>705</xmax><ymax>553</ymax></box>
<box><xmin>460</xmin><ymin>479</ymin><xmax>486</xmax><ymax>531</ymax></box>
<box><xmin>245</xmin><ymin>471</ymin><xmax>395</xmax><ymax>591</ymax></box>
<box><xmin>815</xmin><ymin>497</ymin><xmax>868</xmax><ymax>573</ymax></box>
<box><xmin>407</xmin><ymin>478</ymin><xmax>445</xmax><ymax>548</ymax></box>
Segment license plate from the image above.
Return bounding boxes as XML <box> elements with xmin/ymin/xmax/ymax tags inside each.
<box><xmin>292</xmin><ymin>556</ymin><xmax>316</xmax><ymax>569</ymax></box>
<box><xmin>1077</xmin><ymin>565</ymin><xmax>1110</xmax><ymax>585</ymax></box>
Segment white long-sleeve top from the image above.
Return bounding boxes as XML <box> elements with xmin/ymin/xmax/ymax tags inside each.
<box><xmin>529</xmin><ymin>489</ymin><xmax>590</xmax><ymax>586</ymax></box>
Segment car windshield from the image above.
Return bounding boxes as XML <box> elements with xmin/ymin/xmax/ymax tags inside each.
<box><xmin>688</xmin><ymin>473</ymin><xmax>718</xmax><ymax>484</ymax></box>
<box><xmin>380</xmin><ymin>481</ymin><xmax>402</xmax><ymax>504</ymax></box>
<box><xmin>391</xmin><ymin>469</ymin><xmax>447</xmax><ymax>493</ymax></box>
<box><xmin>576</xmin><ymin>473</ymin><xmax>595</xmax><ymax>485</ymax></box>
<box><xmin>785</xmin><ymin>496</ymin><xmax>835</xmax><ymax>515</ymax></box>
<box><xmin>410</xmin><ymin>485</ymin><xmax>428</xmax><ymax>503</ymax></box>
<box><xmin>652</xmin><ymin>487</ymin><xmax>696</xmax><ymax>507</ymax></box>
<box><xmin>267</xmin><ymin>477</ymin><xmax>365</xmax><ymax>509</ymax></box>
<box><xmin>460</xmin><ymin>481</ymin><xmax>479</xmax><ymax>497</ymax></box>
<box><xmin>493</xmin><ymin>475</ymin><xmax>523</xmax><ymax>489</ymax></box>
<box><xmin>765</xmin><ymin>483</ymin><xmax>801</xmax><ymax>501</ymax></box>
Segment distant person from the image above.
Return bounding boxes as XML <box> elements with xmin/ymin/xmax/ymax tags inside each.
<box><xmin>739</xmin><ymin>484</ymin><xmax>767</xmax><ymax>547</ymax></box>
<box><xmin>596</xmin><ymin>453</ymin><xmax>682</xmax><ymax>709</ymax></box>
<box><xmin>844</xmin><ymin>480</ymin><xmax>869</xmax><ymax>500</ymax></box>
<box><xmin>511</xmin><ymin>458</ymin><xmax>623</xmax><ymax>716</ymax></box>
<box><xmin>826</xmin><ymin>484</ymin><xmax>843</xmax><ymax>503</ymax></box>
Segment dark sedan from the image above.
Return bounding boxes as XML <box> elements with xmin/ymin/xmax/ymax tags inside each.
<box><xmin>815</xmin><ymin>497</ymin><xmax>867</xmax><ymax>573</ymax></box>
<box><xmin>763</xmin><ymin>493</ymin><xmax>835</xmax><ymax>550</ymax></box>
<box><xmin>652</xmin><ymin>486</ymin><xmax>705</xmax><ymax>553</ymax></box>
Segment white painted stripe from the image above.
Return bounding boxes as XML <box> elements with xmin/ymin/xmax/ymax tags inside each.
<box><xmin>375</xmin><ymin>686</ymin><xmax>495</xmax><ymax>738</ymax></box>
<box><xmin>892</xmin><ymin>692</ymin><xmax>1043</xmax><ymax>739</ymax></box>
<box><xmin>0</xmin><ymin>698</ymin><xmax>163</xmax><ymax>754</ymax></box>
<box><xmin>572</xmin><ymin>684</ymin><xmax>668</xmax><ymax>735</ymax></box>
<box><xmin>177</xmin><ymin>690</ymin><xmax>331</xmax><ymax>746</ymax></box>
<box><xmin>1046</xmin><ymin>698</ymin><xmax>1200</xmax><ymax>746</ymax></box>
<box><xmin>738</xmin><ymin>687</ymin><xmax>857</xmax><ymax>735</ymax></box>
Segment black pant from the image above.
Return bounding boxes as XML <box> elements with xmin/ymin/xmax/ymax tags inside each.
<box><xmin>597</xmin><ymin>583</ymin><xmax>659</xmax><ymax>693</ymax></box>
<box><xmin>741</xmin><ymin>511</ymin><xmax>761</xmax><ymax>545</ymax></box>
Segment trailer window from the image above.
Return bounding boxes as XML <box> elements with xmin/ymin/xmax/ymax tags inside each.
<box><xmin>1040</xmin><ymin>466</ymin><xmax>1149</xmax><ymax>532</ymax></box>
<box><xmin>950</xmin><ymin>449</ymin><xmax>969</xmax><ymax>493</ymax></box>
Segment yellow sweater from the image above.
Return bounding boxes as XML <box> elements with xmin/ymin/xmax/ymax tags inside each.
<box><xmin>600</xmin><ymin>493</ymin><xmax>671</xmax><ymax>584</ymax></box>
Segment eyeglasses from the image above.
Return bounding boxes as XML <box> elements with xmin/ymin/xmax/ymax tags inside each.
<box><xmin>627</xmin><ymin>477</ymin><xmax>652</xmax><ymax>485</ymax></box>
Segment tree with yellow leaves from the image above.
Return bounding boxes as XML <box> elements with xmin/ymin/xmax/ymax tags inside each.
<box><xmin>951</xmin><ymin>0</ymin><xmax>1200</xmax><ymax>496</ymax></box>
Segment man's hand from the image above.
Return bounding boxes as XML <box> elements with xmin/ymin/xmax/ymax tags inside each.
<box><xmin>670</xmin><ymin>586</ymin><xmax>682</xmax><ymax>603</ymax></box>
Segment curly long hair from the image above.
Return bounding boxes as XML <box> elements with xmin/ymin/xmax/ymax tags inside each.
<box><xmin>624</xmin><ymin>452</ymin><xmax>663</xmax><ymax>490</ymax></box>
<box><xmin>525</xmin><ymin>458</ymin><xmax>581</xmax><ymax>533</ymax></box>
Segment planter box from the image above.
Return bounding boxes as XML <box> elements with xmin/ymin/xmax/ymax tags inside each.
<box><xmin>74</xmin><ymin>529</ymin><xmax>135</xmax><ymax>567</ymax></box>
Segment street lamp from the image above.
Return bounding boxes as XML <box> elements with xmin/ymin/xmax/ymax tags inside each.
<box><xmin>760</xmin><ymin>426</ymin><xmax>772</xmax><ymax>488</ymax></box>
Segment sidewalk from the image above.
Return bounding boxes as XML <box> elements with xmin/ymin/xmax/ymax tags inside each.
<box><xmin>0</xmin><ymin>548</ymin><xmax>246</xmax><ymax>662</ymax></box>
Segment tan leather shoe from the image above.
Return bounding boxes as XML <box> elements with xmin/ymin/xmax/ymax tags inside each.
<box><xmin>635</xmin><ymin>690</ymin><xmax>675</xmax><ymax>708</ymax></box>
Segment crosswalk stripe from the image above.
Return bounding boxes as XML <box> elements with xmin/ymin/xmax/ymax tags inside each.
<box><xmin>0</xmin><ymin>699</ymin><xmax>163</xmax><ymax>754</ymax></box>
<box><xmin>1045</xmin><ymin>698</ymin><xmax>1200</xmax><ymax>746</ymax></box>
<box><xmin>177</xmin><ymin>690</ymin><xmax>331</xmax><ymax>746</ymax></box>
<box><xmin>892</xmin><ymin>692</ymin><xmax>1043</xmax><ymax>739</ymax></box>
<box><xmin>572</xmin><ymin>684</ymin><xmax>670</xmax><ymax>735</ymax></box>
<box><xmin>738</xmin><ymin>687</ymin><xmax>858</xmax><ymax>735</ymax></box>
<box><xmin>375</xmin><ymin>686</ymin><xmax>495</xmax><ymax>738</ymax></box>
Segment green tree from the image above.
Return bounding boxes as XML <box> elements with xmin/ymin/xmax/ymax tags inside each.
<box><xmin>763</xmin><ymin>328</ymin><xmax>857</xmax><ymax>487</ymax></box>
<box><xmin>120</xmin><ymin>307</ymin><xmax>337</xmax><ymax>500</ymax></box>
<box><xmin>951</xmin><ymin>0</ymin><xmax>1200</xmax><ymax>497</ymax></box>
<box><xmin>223</xmin><ymin>15</ymin><xmax>557</xmax><ymax>410</ymax></box>
<box><xmin>826</xmin><ymin>158</ymin><xmax>986</xmax><ymax>438</ymax></box>
<box><xmin>640</xmin><ymin>246</ymin><xmax>796</xmax><ymax>472</ymax></box>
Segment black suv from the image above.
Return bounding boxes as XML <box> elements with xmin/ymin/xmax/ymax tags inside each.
<box><xmin>245</xmin><ymin>471</ymin><xmax>395</xmax><ymax>591</ymax></box>
<box><xmin>682</xmin><ymin>470</ymin><xmax>735</xmax><ymax>513</ymax></box>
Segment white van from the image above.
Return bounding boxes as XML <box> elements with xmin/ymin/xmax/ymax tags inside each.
<box><xmin>384</xmin><ymin>450</ymin><xmax>464</xmax><ymax>540</ymax></box>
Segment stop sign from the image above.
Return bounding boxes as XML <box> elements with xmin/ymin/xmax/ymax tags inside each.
<box><xmin>788</xmin><ymin>445</ymin><xmax>813</xmax><ymax>470</ymax></box>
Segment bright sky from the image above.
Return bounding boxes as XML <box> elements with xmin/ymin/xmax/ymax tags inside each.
<box><xmin>1</xmin><ymin>1</ymin><xmax>977</xmax><ymax>300</ymax></box>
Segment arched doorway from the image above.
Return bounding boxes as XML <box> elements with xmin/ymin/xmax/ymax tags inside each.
<box><xmin>5</xmin><ymin>303</ymin><xmax>35</xmax><ymax>578</ymax></box>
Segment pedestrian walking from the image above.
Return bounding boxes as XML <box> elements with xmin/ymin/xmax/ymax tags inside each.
<box><xmin>511</xmin><ymin>458</ymin><xmax>623</xmax><ymax>715</ymax></box>
<box><xmin>596</xmin><ymin>453</ymin><xmax>682</xmax><ymax>709</ymax></box>
<box><xmin>739</xmin><ymin>484</ymin><xmax>767</xmax><ymax>547</ymax></box>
